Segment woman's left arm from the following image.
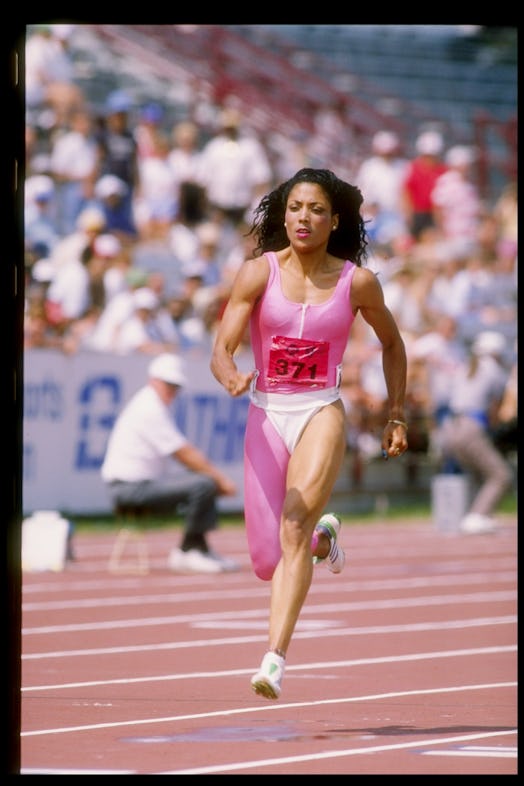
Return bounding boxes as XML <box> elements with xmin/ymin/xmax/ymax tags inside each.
<box><xmin>352</xmin><ymin>267</ymin><xmax>408</xmax><ymax>453</ymax></box>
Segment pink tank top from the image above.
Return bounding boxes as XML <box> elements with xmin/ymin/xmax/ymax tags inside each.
<box><xmin>250</xmin><ymin>251</ymin><xmax>357</xmax><ymax>393</ymax></box>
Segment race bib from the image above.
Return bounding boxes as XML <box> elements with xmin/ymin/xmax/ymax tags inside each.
<box><xmin>267</xmin><ymin>335</ymin><xmax>329</xmax><ymax>388</ymax></box>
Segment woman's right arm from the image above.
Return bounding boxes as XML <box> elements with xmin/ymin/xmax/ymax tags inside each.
<box><xmin>210</xmin><ymin>256</ymin><xmax>268</xmax><ymax>397</ymax></box>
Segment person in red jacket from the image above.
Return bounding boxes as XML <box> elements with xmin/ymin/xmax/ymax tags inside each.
<box><xmin>403</xmin><ymin>130</ymin><xmax>447</xmax><ymax>243</ymax></box>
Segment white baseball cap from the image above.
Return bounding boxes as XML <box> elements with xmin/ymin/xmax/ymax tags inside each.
<box><xmin>445</xmin><ymin>145</ymin><xmax>475</xmax><ymax>168</ymax></box>
<box><xmin>133</xmin><ymin>288</ymin><xmax>159</xmax><ymax>310</ymax></box>
<box><xmin>472</xmin><ymin>331</ymin><xmax>506</xmax><ymax>357</ymax></box>
<box><xmin>93</xmin><ymin>233</ymin><xmax>122</xmax><ymax>258</ymax></box>
<box><xmin>372</xmin><ymin>130</ymin><xmax>399</xmax><ymax>155</ymax></box>
<box><xmin>416</xmin><ymin>130</ymin><xmax>444</xmax><ymax>156</ymax></box>
<box><xmin>94</xmin><ymin>174</ymin><xmax>128</xmax><ymax>200</ymax></box>
<box><xmin>148</xmin><ymin>353</ymin><xmax>188</xmax><ymax>386</ymax></box>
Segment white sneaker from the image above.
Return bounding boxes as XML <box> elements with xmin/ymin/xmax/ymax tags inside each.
<box><xmin>168</xmin><ymin>548</ymin><xmax>226</xmax><ymax>574</ymax></box>
<box><xmin>251</xmin><ymin>651</ymin><xmax>285</xmax><ymax>700</ymax></box>
<box><xmin>460</xmin><ymin>513</ymin><xmax>496</xmax><ymax>534</ymax></box>
<box><xmin>312</xmin><ymin>513</ymin><xmax>345</xmax><ymax>573</ymax></box>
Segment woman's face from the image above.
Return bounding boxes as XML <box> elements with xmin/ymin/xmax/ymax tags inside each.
<box><xmin>284</xmin><ymin>182</ymin><xmax>337</xmax><ymax>249</ymax></box>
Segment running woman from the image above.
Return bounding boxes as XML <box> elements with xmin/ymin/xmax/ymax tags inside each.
<box><xmin>211</xmin><ymin>168</ymin><xmax>408</xmax><ymax>699</ymax></box>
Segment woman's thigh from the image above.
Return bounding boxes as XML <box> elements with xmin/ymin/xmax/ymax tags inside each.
<box><xmin>285</xmin><ymin>400</ymin><xmax>347</xmax><ymax>520</ymax></box>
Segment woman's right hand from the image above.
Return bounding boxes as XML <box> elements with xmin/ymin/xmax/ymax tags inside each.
<box><xmin>225</xmin><ymin>370</ymin><xmax>255</xmax><ymax>397</ymax></box>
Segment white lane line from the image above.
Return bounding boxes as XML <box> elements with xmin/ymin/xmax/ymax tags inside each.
<box><xmin>22</xmin><ymin>614</ymin><xmax>517</xmax><ymax>660</ymax></box>
<box><xmin>21</xmin><ymin>681</ymin><xmax>517</xmax><ymax>738</ymax></box>
<box><xmin>21</xmin><ymin>570</ymin><xmax>517</xmax><ymax>610</ymax></box>
<box><xmin>22</xmin><ymin>590</ymin><xmax>516</xmax><ymax>635</ymax></box>
<box><xmin>22</xmin><ymin>644</ymin><xmax>517</xmax><ymax>691</ymax></box>
<box><xmin>423</xmin><ymin>746</ymin><xmax>517</xmax><ymax>758</ymax></box>
<box><xmin>18</xmin><ymin>738</ymin><xmax>519</xmax><ymax>775</ymax></box>
<box><xmin>18</xmin><ymin>740</ymin><xmax>519</xmax><ymax>775</ymax></box>
<box><xmin>161</xmin><ymin>730</ymin><xmax>519</xmax><ymax>774</ymax></box>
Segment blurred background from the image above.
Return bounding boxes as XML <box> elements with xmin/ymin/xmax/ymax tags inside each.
<box><xmin>21</xmin><ymin>23</ymin><xmax>517</xmax><ymax>517</ymax></box>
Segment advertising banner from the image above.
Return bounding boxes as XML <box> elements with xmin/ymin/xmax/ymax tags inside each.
<box><xmin>23</xmin><ymin>350</ymin><xmax>253</xmax><ymax>514</ymax></box>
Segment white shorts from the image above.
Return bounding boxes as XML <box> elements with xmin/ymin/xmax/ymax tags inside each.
<box><xmin>250</xmin><ymin>386</ymin><xmax>341</xmax><ymax>453</ymax></box>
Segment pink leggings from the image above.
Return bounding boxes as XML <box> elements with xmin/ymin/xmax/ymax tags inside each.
<box><xmin>244</xmin><ymin>404</ymin><xmax>319</xmax><ymax>580</ymax></box>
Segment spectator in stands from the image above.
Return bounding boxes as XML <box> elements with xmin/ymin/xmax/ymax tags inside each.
<box><xmin>112</xmin><ymin>286</ymin><xmax>179</xmax><ymax>356</ymax></box>
<box><xmin>24</xmin><ymin>297</ymin><xmax>63</xmax><ymax>350</ymax></box>
<box><xmin>410</xmin><ymin>314</ymin><xmax>467</xmax><ymax>471</ymax></box>
<box><xmin>102</xmin><ymin>236</ymin><xmax>134</xmax><ymax>304</ymax></box>
<box><xmin>25</xmin><ymin>174</ymin><xmax>60</xmax><ymax>260</ymax></box>
<box><xmin>45</xmin><ymin>232</ymin><xmax>121</xmax><ymax>333</ymax></box>
<box><xmin>48</xmin><ymin>107</ymin><xmax>99</xmax><ymax>235</ymax></box>
<box><xmin>93</xmin><ymin>174</ymin><xmax>138</xmax><ymax>243</ymax></box>
<box><xmin>167</xmin><ymin>120</ymin><xmax>203</xmax><ymax>199</ymax></box>
<box><xmin>165</xmin><ymin>287</ymin><xmax>195</xmax><ymax>347</ymax></box>
<box><xmin>189</xmin><ymin>221</ymin><xmax>226</xmax><ymax>287</ymax></box>
<box><xmin>423</xmin><ymin>248</ymin><xmax>471</xmax><ymax>325</ymax></box>
<box><xmin>86</xmin><ymin>266</ymin><xmax>148</xmax><ymax>353</ymax></box>
<box><xmin>166</xmin><ymin>181</ymin><xmax>209</xmax><ymax>287</ymax></box>
<box><xmin>47</xmin><ymin>205</ymin><xmax>106</xmax><ymax>276</ymax></box>
<box><xmin>93</xmin><ymin>90</ymin><xmax>139</xmax><ymax>239</ymax></box>
<box><xmin>382</xmin><ymin>263</ymin><xmax>428</xmax><ymax>345</ymax></box>
<box><xmin>24</xmin><ymin>260</ymin><xmax>64</xmax><ymax>351</ymax></box>
<box><xmin>355</xmin><ymin>130</ymin><xmax>409</xmax><ymax>247</ymax></box>
<box><xmin>197</xmin><ymin>107</ymin><xmax>273</xmax><ymax>227</ymax></box>
<box><xmin>134</xmin><ymin>102</ymin><xmax>166</xmax><ymax>160</ymax></box>
<box><xmin>403</xmin><ymin>130</ymin><xmax>447</xmax><ymax>243</ymax></box>
<box><xmin>101</xmin><ymin>353</ymin><xmax>239</xmax><ymax>573</ymax></box>
<box><xmin>134</xmin><ymin>132</ymin><xmax>179</xmax><ymax>238</ymax></box>
<box><xmin>61</xmin><ymin>302</ymin><xmax>105</xmax><ymax>355</ymax></box>
<box><xmin>25</xmin><ymin>23</ymin><xmax>83</xmax><ymax>128</ymax></box>
<box><xmin>307</xmin><ymin>97</ymin><xmax>354</xmax><ymax>176</ymax></box>
<box><xmin>431</xmin><ymin>144</ymin><xmax>483</xmax><ymax>257</ymax></box>
<box><xmin>451</xmin><ymin>250</ymin><xmax>516</xmax><ymax>347</ymax></box>
<box><xmin>437</xmin><ymin>330</ymin><xmax>514</xmax><ymax>534</ymax></box>
<box><xmin>410</xmin><ymin>314</ymin><xmax>467</xmax><ymax>428</ymax></box>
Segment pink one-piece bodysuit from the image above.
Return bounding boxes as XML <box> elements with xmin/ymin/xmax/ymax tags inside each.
<box><xmin>244</xmin><ymin>251</ymin><xmax>357</xmax><ymax>579</ymax></box>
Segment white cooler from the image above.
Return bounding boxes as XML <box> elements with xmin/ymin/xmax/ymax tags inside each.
<box><xmin>22</xmin><ymin>510</ymin><xmax>71</xmax><ymax>572</ymax></box>
<box><xmin>431</xmin><ymin>474</ymin><xmax>471</xmax><ymax>533</ymax></box>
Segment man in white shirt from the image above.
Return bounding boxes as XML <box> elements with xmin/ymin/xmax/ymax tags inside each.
<box><xmin>197</xmin><ymin>108</ymin><xmax>272</xmax><ymax>227</ymax></box>
<box><xmin>101</xmin><ymin>353</ymin><xmax>239</xmax><ymax>572</ymax></box>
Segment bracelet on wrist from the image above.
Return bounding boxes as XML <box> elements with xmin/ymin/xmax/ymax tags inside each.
<box><xmin>387</xmin><ymin>419</ymin><xmax>408</xmax><ymax>430</ymax></box>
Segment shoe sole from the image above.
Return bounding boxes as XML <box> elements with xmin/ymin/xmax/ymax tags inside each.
<box><xmin>314</xmin><ymin>514</ymin><xmax>344</xmax><ymax>572</ymax></box>
<box><xmin>251</xmin><ymin>677</ymin><xmax>280</xmax><ymax>700</ymax></box>
<box><xmin>323</xmin><ymin>516</ymin><xmax>345</xmax><ymax>573</ymax></box>
<box><xmin>328</xmin><ymin>547</ymin><xmax>345</xmax><ymax>574</ymax></box>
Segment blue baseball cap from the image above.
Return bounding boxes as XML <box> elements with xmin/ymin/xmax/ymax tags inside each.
<box><xmin>105</xmin><ymin>90</ymin><xmax>132</xmax><ymax>115</ymax></box>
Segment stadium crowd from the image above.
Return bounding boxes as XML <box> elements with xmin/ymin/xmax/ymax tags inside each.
<box><xmin>23</xmin><ymin>24</ymin><xmax>517</xmax><ymax>487</ymax></box>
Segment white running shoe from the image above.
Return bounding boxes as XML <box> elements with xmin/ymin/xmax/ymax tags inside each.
<box><xmin>250</xmin><ymin>651</ymin><xmax>285</xmax><ymax>700</ymax></box>
<box><xmin>168</xmin><ymin>548</ymin><xmax>228</xmax><ymax>574</ymax></box>
<box><xmin>460</xmin><ymin>513</ymin><xmax>496</xmax><ymax>534</ymax></box>
<box><xmin>313</xmin><ymin>513</ymin><xmax>345</xmax><ymax>573</ymax></box>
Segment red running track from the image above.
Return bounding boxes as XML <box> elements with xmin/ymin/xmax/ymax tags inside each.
<box><xmin>21</xmin><ymin>516</ymin><xmax>517</xmax><ymax>775</ymax></box>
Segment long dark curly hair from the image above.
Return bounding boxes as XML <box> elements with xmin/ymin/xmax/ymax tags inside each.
<box><xmin>248</xmin><ymin>168</ymin><xmax>368</xmax><ymax>266</ymax></box>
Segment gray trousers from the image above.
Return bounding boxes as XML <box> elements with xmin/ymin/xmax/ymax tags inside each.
<box><xmin>107</xmin><ymin>472</ymin><xmax>219</xmax><ymax>535</ymax></box>
<box><xmin>439</xmin><ymin>415</ymin><xmax>513</xmax><ymax>517</ymax></box>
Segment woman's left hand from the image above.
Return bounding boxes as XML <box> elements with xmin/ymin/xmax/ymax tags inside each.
<box><xmin>382</xmin><ymin>421</ymin><xmax>408</xmax><ymax>459</ymax></box>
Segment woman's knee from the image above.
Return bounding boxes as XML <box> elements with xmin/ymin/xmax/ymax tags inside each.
<box><xmin>252</xmin><ymin>556</ymin><xmax>276</xmax><ymax>581</ymax></box>
<box><xmin>247</xmin><ymin>526</ymin><xmax>281</xmax><ymax>580</ymax></box>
